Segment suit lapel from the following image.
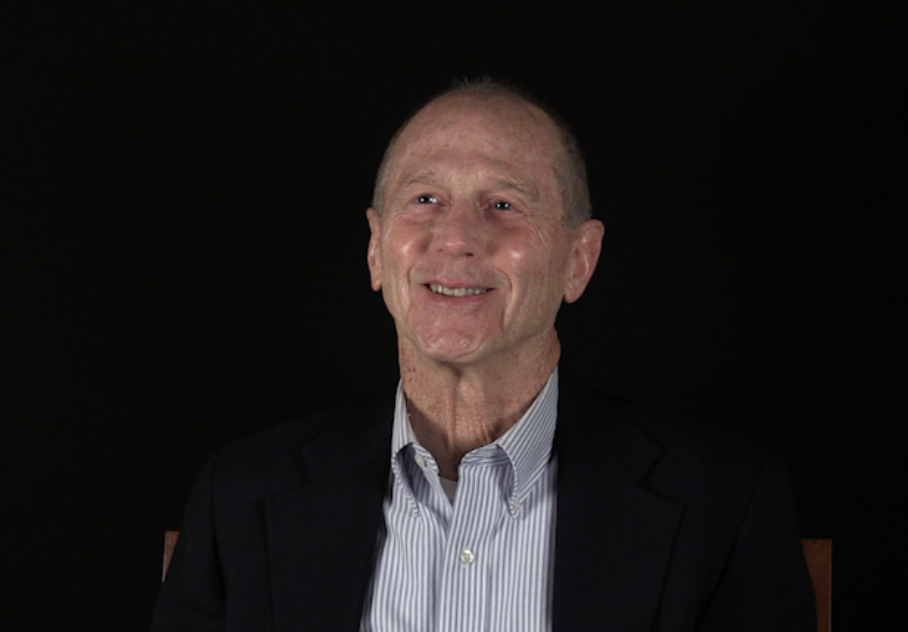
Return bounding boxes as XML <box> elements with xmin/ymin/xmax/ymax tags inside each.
<box><xmin>264</xmin><ymin>397</ymin><xmax>393</xmax><ymax>632</ymax></box>
<box><xmin>552</xmin><ymin>375</ymin><xmax>685</xmax><ymax>632</ymax></box>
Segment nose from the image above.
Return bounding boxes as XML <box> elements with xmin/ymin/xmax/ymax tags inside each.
<box><xmin>433</xmin><ymin>200</ymin><xmax>483</xmax><ymax>257</ymax></box>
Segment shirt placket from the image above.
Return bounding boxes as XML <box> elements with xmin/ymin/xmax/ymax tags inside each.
<box><xmin>436</xmin><ymin>452</ymin><xmax>509</xmax><ymax>632</ymax></box>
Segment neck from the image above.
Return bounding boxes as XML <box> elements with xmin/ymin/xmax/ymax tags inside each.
<box><xmin>399</xmin><ymin>334</ymin><xmax>560</xmax><ymax>480</ymax></box>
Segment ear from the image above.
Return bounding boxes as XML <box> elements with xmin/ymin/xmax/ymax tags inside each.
<box><xmin>366</xmin><ymin>208</ymin><xmax>383</xmax><ymax>291</ymax></box>
<box><xmin>563</xmin><ymin>219</ymin><xmax>605</xmax><ymax>304</ymax></box>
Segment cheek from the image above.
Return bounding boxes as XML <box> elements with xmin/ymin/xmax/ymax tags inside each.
<box><xmin>499</xmin><ymin>230</ymin><xmax>567</xmax><ymax>281</ymax></box>
<box><xmin>496</xmin><ymin>226</ymin><xmax>540</xmax><ymax>264</ymax></box>
<box><xmin>393</xmin><ymin>234</ymin><xmax>424</xmax><ymax>266</ymax></box>
<box><xmin>380</xmin><ymin>223</ymin><xmax>429</xmax><ymax>291</ymax></box>
<box><xmin>512</xmin><ymin>243</ymin><xmax>573</xmax><ymax>314</ymax></box>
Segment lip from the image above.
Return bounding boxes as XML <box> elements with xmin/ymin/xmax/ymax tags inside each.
<box><xmin>427</xmin><ymin>283</ymin><xmax>491</xmax><ymax>297</ymax></box>
<box><xmin>421</xmin><ymin>281</ymin><xmax>495</xmax><ymax>301</ymax></box>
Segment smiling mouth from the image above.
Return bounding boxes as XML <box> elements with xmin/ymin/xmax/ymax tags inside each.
<box><xmin>428</xmin><ymin>283</ymin><xmax>490</xmax><ymax>297</ymax></box>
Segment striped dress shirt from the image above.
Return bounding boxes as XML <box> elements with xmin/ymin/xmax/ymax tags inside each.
<box><xmin>360</xmin><ymin>370</ymin><xmax>559</xmax><ymax>632</ymax></box>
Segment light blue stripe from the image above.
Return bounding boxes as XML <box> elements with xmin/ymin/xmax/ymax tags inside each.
<box><xmin>361</xmin><ymin>370</ymin><xmax>559</xmax><ymax>632</ymax></box>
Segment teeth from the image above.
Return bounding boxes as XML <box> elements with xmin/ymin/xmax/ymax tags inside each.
<box><xmin>429</xmin><ymin>283</ymin><xmax>489</xmax><ymax>297</ymax></box>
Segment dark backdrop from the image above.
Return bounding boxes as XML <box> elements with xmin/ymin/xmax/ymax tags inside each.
<box><xmin>1</xmin><ymin>3</ymin><xmax>902</xmax><ymax>629</ymax></box>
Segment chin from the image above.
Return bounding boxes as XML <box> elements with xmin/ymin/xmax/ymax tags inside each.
<box><xmin>412</xmin><ymin>333</ymin><xmax>491</xmax><ymax>366</ymax></box>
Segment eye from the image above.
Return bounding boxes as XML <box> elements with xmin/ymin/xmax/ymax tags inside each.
<box><xmin>493</xmin><ymin>200</ymin><xmax>513</xmax><ymax>211</ymax></box>
<box><xmin>416</xmin><ymin>194</ymin><xmax>439</xmax><ymax>204</ymax></box>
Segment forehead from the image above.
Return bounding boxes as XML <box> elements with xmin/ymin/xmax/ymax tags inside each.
<box><xmin>386</xmin><ymin>95</ymin><xmax>564</xmax><ymax>192</ymax></box>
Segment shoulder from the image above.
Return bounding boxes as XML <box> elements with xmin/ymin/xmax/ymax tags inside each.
<box><xmin>560</xmin><ymin>370</ymin><xmax>765</xmax><ymax>454</ymax></box>
<box><xmin>558</xmin><ymin>371</ymin><xmax>774</xmax><ymax>498</ymax></box>
<box><xmin>205</xmin><ymin>395</ymin><xmax>395</xmax><ymax>498</ymax></box>
<box><xmin>614</xmin><ymin>395</ymin><xmax>768</xmax><ymax>464</ymax></box>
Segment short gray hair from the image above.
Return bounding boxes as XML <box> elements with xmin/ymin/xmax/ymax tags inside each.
<box><xmin>371</xmin><ymin>78</ymin><xmax>592</xmax><ymax>228</ymax></box>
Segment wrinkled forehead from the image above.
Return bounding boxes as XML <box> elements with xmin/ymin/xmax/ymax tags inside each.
<box><xmin>400</xmin><ymin>94</ymin><xmax>559</xmax><ymax>152</ymax></box>
<box><xmin>385</xmin><ymin>94</ymin><xmax>565</xmax><ymax>189</ymax></box>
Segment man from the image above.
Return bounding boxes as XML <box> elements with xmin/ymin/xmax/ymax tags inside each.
<box><xmin>153</xmin><ymin>80</ymin><xmax>816</xmax><ymax>631</ymax></box>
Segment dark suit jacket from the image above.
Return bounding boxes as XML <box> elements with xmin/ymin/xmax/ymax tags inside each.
<box><xmin>152</xmin><ymin>374</ymin><xmax>815</xmax><ymax>631</ymax></box>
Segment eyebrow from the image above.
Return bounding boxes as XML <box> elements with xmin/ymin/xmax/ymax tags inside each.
<box><xmin>400</xmin><ymin>171</ymin><xmax>539</xmax><ymax>199</ymax></box>
<box><xmin>490</xmin><ymin>179</ymin><xmax>537</xmax><ymax>197</ymax></box>
<box><xmin>400</xmin><ymin>171</ymin><xmax>440</xmax><ymax>189</ymax></box>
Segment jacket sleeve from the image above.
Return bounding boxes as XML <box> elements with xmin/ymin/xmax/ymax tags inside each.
<box><xmin>697</xmin><ymin>455</ymin><xmax>816</xmax><ymax>631</ymax></box>
<box><xmin>151</xmin><ymin>453</ymin><xmax>226</xmax><ymax>632</ymax></box>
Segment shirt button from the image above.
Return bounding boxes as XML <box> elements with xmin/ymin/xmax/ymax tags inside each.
<box><xmin>459</xmin><ymin>548</ymin><xmax>475</xmax><ymax>565</ymax></box>
<box><xmin>511</xmin><ymin>499</ymin><xmax>522</xmax><ymax>512</ymax></box>
<box><xmin>414</xmin><ymin>453</ymin><xmax>426</xmax><ymax>468</ymax></box>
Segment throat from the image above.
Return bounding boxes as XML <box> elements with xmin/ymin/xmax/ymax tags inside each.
<box><xmin>404</xmin><ymin>384</ymin><xmax>534</xmax><ymax>480</ymax></box>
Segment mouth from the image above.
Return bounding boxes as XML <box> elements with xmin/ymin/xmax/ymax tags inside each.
<box><xmin>427</xmin><ymin>283</ymin><xmax>490</xmax><ymax>297</ymax></box>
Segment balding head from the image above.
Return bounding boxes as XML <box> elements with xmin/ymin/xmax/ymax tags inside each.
<box><xmin>372</xmin><ymin>79</ymin><xmax>592</xmax><ymax>228</ymax></box>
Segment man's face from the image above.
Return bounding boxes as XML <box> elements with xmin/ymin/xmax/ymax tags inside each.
<box><xmin>367</xmin><ymin>95</ymin><xmax>602</xmax><ymax>369</ymax></box>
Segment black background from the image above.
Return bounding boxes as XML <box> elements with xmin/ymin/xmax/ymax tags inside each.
<box><xmin>1</xmin><ymin>2</ymin><xmax>903</xmax><ymax>629</ymax></box>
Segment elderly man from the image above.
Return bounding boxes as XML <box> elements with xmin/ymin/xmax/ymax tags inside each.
<box><xmin>153</xmin><ymin>80</ymin><xmax>815</xmax><ymax>631</ymax></box>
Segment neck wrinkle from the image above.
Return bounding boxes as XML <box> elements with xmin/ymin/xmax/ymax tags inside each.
<box><xmin>398</xmin><ymin>334</ymin><xmax>560</xmax><ymax>479</ymax></box>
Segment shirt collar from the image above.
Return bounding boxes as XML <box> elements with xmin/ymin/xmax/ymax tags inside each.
<box><xmin>390</xmin><ymin>368</ymin><xmax>559</xmax><ymax>502</ymax></box>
